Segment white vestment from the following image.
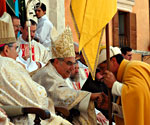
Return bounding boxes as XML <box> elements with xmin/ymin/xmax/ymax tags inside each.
<box><xmin>32</xmin><ymin>62</ymin><xmax>97</xmax><ymax>124</ymax></box>
<box><xmin>0</xmin><ymin>56</ymin><xmax>71</xmax><ymax>125</ymax></box>
<box><xmin>16</xmin><ymin>35</ymin><xmax>51</xmax><ymax>72</ymax></box>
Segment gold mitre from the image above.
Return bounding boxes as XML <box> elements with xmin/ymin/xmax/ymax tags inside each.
<box><xmin>52</xmin><ymin>26</ymin><xmax>75</xmax><ymax>59</ymax></box>
<box><xmin>0</xmin><ymin>12</ymin><xmax>16</xmax><ymax>45</ymax></box>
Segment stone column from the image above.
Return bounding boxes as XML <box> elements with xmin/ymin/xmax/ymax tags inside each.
<box><xmin>27</xmin><ymin>0</ymin><xmax>65</xmax><ymax>34</ymax></box>
<box><xmin>48</xmin><ymin>0</ymin><xmax>65</xmax><ymax>34</ymax></box>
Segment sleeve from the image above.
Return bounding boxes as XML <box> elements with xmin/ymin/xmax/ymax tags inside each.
<box><xmin>95</xmin><ymin>108</ymin><xmax>100</xmax><ymax>114</ymax></box>
<box><xmin>78</xmin><ymin>93</ymin><xmax>91</xmax><ymax>112</ymax></box>
<box><xmin>111</xmin><ymin>81</ymin><xmax>123</xmax><ymax>96</ymax></box>
<box><xmin>121</xmin><ymin>63</ymin><xmax>150</xmax><ymax>125</ymax></box>
<box><xmin>37</xmin><ymin>21</ymin><xmax>53</xmax><ymax>44</ymax></box>
<box><xmin>47</xmin><ymin>77</ymin><xmax>90</xmax><ymax>111</ymax></box>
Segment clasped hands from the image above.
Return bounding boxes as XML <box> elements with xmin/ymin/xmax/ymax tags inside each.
<box><xmin>91</xmin><ymin>92</ymin><xmax>108</xmax><ymax>109</ymax></box>
<box><xmin>103</xmin><ymin>70</ymin><xmax>116</xmax><ymax>88</ymax></box>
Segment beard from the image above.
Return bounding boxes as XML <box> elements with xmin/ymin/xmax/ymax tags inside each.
<box><xmin>70</xmin><ymin>72</ymin><xmax>80</xmax><ymax>82</ymax></box>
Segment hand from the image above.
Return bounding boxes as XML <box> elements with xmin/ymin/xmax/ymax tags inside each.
<box><xmin>103</xmin><ymin>70</ymin><xmax>116</xmax><ymax>88</ymax></box>
<box><xmin>97</xmin><ymin>111</ymin><xmax>108</xmax><ymax>125</ymax></box>
<box><xmin>36</xmin><ymin>62</ymin><xmax>42</xmax><ymax>69</ymax></box>
<box><xmin>90</xmin><ymin>93</ymin><xmax>102</xmax><ymax>102</ymax></box>
<box><xmin>96</xmin><ymin>92</ymin><xmax>108</xmax><ymax>110</ymax></box>
<box><xmin>0</xmin><ymin>108</ymin><xmax>7</xmax><ymax>116</ymax></box>
<box><xmin>22</xmin><ymin>55</ymin><xmax>30</xmax><ymax>61</ymax></box>
<box><xmin>100</xmin><ymin>92</ymin><xmax>108</xmax><ymax>110</ymax></box>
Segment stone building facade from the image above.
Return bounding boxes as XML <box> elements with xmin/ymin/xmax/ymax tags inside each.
<box><xmin>32</xmin><ymin>0</ymin><xmax>150</xmax><ymax>62</ymax></box>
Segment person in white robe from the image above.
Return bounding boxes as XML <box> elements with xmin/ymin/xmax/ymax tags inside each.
<box><xmin>66</xmin><ymin>62</ymin><xmax>89</xmax><ymax>90</ymax></box>
<box><xmin>0</xmin><ymin>12</ymin><xmax>71</xmax><ymax>125</ymax></box>
<box><xmin>32</xmin><ymin>26</ymin><xmax>104</xmax><ymax>125</ymax></box>
<box><xmin>66</xmin><ymin>62</ymin><xmax>111</xmax><ymax>125</ymax></box>
<box><xmin>34</xmin><ymin>2</ymin><xmax>53</xmax><ymax>51</ymax></box>
<box><xmin>16</xmin><ymin>19</ymin><xmax>51</xmax><ymax>72</ymax></box>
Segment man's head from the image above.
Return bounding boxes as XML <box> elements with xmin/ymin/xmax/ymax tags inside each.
<box><xmin>121</xmin><ymin>46</ymin><xmax>132</xmax><ymax>60</ymax></box>
<box><xmin>0</xmin><ymin>42</ymin><xmax>19</xmax><ymax>60</ymax></box>
<box><xmin>0</xmin><ymin>12</ymin><xmax>18</xmax><ymax>60</ymax></box>
<box><xmin>21</xmin><ymin>19</ymin><xmax>37</xmax><ymax>42</ymax></box>
<box><xmin>34</xmin><ymin>3</ymin><xmax>46</xmax><ymax>19</ymax></box>
<box><xmin>11</xmin><ymin>15</ymin><xmax>21</xmax><ymax>38</ymax></box>
<box><xmin>97</xmin><ymin>46</ymin><xmax>123</xmax><ymax>78</ymax></box>
<box><xmin>52</xmin><ymin>57</ymin><xmax>76</xmax><ymax>79</ymax></box>
<box><xmin>51</xmin><ymin>26</ymin><xmax>76</xmax><ymax>79</ymax></box>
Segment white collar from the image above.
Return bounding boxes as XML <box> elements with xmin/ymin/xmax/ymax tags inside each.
<box><xmin>18</xmin><ymin>35</ymin><xmax>34</xmax><ymax>44</ymax></box>
<box><xmin>38</xmin><ymin>15</ymin><xmax>47</xmax><ymax>22</ymax></box>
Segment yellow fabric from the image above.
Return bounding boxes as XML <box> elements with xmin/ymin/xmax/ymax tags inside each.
<box><xmin>70</xmin><ymin>0</ymin><xmax>117</xmax><ymax>79</ymax></box>
<box><xmin>116</xmin><ymin>59</ymin><xmax>150</xmax><ymax>125</ymax></box>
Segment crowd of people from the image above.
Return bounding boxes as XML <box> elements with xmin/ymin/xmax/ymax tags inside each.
<box><xmin>0</xmin><ymin>2</ymin><xmax>150</xmax><ymax>125</ymax></box>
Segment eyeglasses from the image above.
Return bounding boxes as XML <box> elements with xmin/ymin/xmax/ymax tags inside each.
<box><xmin>15</xmin><ymin>46</ymin><xmax>20</xmax><ymax>53</ymax></box>
<box><xmin>13</xmin><ymin>25</ymin><xmax>22</xmax><ymax>29</ymax></box>
<box><xmin>7</xmin><ymin>43</ymin><xmax>20</xmax><ymax>53</ymax></box>
<box><xmin>63</xmin><ymin>60</ymin><xmax>77</xmax><ymax>66</ymax></box>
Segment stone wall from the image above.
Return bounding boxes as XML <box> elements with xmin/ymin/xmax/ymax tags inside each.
<box><xmin>48</xmin><ymin>0</ymin><xmax>65</xmax><ymax>34</ymax></box>
<box><xmin>27</xmin><ymin>0</ymin><xmax>65</xmax><ymax>34</ymax></box>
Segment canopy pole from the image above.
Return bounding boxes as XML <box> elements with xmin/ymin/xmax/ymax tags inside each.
<box><xmin>106</xmin><ymin>24</ymin><xmax>112</xmax><ymax>125</ymax></box>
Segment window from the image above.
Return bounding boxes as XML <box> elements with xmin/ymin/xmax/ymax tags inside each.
<box><xmin>113</xmin><ymin>10</ymin><xmax>137</xmax><ymax>49</ymax></box>
<box><xmin>119</xmin><ymin>11</ymin><xmax>128</xmax><ymax>47</ymax></box>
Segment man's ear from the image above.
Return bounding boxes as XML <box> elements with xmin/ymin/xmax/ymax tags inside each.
<box><xmin>122</xmin><ymin>54</ymin><xmax>125</xmax><ymax>57</ymax></box>
<box><xmin>3</xmin><ymin>45</ymin><xmax>10</xmax><ymax>56</ymax></box>
<box><xmin>111</xmin><ymin>57</ymin><xmax>117</xmax><ymax>64</ymax></box>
